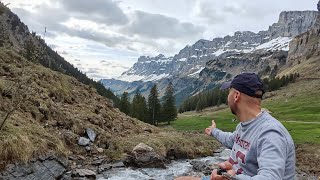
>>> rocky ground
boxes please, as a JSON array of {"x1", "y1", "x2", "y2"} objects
[{"x1": 1, "y1": 145, "x2": 319, "y2": 180}]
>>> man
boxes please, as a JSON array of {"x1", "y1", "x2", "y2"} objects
[{"x1": 176, "y1": 73, "x2": 295, "y2": 180}]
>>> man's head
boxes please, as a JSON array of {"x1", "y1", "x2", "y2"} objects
[{"x1": 221, "y1": 73, "x2": 265, "y2": 115}]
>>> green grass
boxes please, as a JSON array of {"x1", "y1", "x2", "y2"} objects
[
  {"x1": 263, "y1": 92, "x2": 320, "y2": 122},
  {"x1": 172, "y1": 109, "x2": 237, "y2": 132},
  {"x1": 281, "y1": 122, "x2": 320, "y2": 144},
  {"x1": 171, "y1": 81, "x2": 320, "y2": 144}
]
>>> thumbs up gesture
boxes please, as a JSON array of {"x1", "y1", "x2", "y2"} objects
[{"x1": 205, "y1": 120, "x2": 216, "y2": 136}]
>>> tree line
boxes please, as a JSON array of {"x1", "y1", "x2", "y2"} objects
[
  {"x1": 179, "y1": 73, "x2": 300, "y2": 113},
  {"x1": 178, "y1": 88, "x2": 228, "y2": 113},
  {"x1": 262, "y1": 73, "x2": 299, "y2": 92},
  {"x1": 119, "y1": 82, "x2": 177, "y2": 125}
]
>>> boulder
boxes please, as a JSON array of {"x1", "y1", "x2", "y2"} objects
[
  {"x1": 111, "y1": 161, "x2": 125, "y2": 168},
  {"x1": 96, "y1": 147, "x2": 104, "y2": 153},
  {"x1": 78, "y1": 137, "x2": 90, "y2": 146},
  {"x1": 189, "y1": 160, "x2": 215, "y2": 175},
  {"x1": 72, "y1": 169, "x2": 96, "y2": 178},
  {"x1": 86, "y1": 128, "x2": 96, "y2": 142},
  {"x1": 92, "y1": 158, "x2": 105, "y2": 166},
  {"x1": 97, "y1": 164, "x2": 112, "y2": 174},
  {"x1": 124, "y1": 143, "x2": 168, "y2": 168}
]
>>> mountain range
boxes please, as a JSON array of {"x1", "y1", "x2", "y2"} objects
[{"x1": 101, "y1": 10, "x2": 319, "y2": 105}]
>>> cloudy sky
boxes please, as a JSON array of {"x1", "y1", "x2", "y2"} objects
[{"x1": 2, "y1": 0, "x2": 317, "y2": 80}]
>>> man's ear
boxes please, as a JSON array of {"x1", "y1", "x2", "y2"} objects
[{"x1": 234, "y1": 91, "x2": 240, "y2": 102}]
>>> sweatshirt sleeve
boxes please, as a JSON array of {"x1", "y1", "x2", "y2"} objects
[
  {"x1": 211, "y1": 128, "x2": 236, "y2": 149},
  {"x1": 234, "y1": 127, "x2": 287, "y2": 180}
]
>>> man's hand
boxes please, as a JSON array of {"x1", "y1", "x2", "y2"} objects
[
  {"x1": 210, "y1": 161, "x2": 236, "y2": 180},
  {"x1": 205, "y1": 120, "x2": 216, "y2": 136}
]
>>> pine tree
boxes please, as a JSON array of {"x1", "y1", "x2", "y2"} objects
[
  {"x1": 148, "y1": 85, "x2": 161, "y2": 125},
  {"x1": 119, "y1": 92, "x2": 130, "y2": 115},
  {"x1": 161, "y1": 82, "x2": 177, "y2": 124},
  {"x1": 131, "y1": 91, "x2": 148, "y2": 122}
]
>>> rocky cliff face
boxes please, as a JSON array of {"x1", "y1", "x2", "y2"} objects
[
  {"x1": 280, "y1": 12, "x2": 320, "y2": 78},
  {"x1": 287, "y1": 12, "x2": 320, "y2": 65},
  {"x1": 268, "y1": 11, "x2": 318, "y2": 39}
]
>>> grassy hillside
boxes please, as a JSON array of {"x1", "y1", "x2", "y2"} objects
[
  {"x1": 0, "y1": 48, "x2": 220, "y2": 169},
  {"x1": 172, "y1": 78, "x2": 320, "y2": 144}
]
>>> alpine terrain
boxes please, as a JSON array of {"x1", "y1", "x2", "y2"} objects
[{"x1": 101, "y1": 11, "x2": 318, "y2": 105}]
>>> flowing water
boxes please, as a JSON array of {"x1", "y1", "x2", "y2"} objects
[{"x1": 97, "y1": 149, "x2": 231, "y2": 180}]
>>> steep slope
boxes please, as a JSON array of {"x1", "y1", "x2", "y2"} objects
[
  {"x1": 280, "y1": 12, "x2": 320, "y2": 78},
  {"x1": 0, "y1": 48, "x2": 154, "y2": 163},
  {"x1": 0, "y1": 2, "x2": 119, "y2": 105},
  {"x1": 0, "y1": 48, "x2": 219, "y2": 173}
]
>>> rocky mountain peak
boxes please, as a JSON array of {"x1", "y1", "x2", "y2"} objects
[{"x1": 268, "y1": 11, "x2": 318, "y2": 39}]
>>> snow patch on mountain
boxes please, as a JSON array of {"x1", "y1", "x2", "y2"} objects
[
  {"x1": 144, "y1": 73, "x2": 170, "y2": 82},
  {"x1": 188, "y1": 67, "x2": 205, "y2": 77},
  {"x1": 255, "y1": 37, "x2": 292, "y2": 51}
]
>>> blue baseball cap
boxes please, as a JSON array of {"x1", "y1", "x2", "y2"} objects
[{"x1": 220, "y1": 73, "x2": 265, "y2": 99}]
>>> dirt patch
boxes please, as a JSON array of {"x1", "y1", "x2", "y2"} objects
[{"x1": 296, "y1": 143, "x2": 320, "y2": 176}]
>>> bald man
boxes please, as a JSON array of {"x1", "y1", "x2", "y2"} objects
[{"x1": 176, "y1": 73, "x2": 295, "y2": 180}]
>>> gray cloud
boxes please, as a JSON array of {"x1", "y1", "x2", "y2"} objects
[
  {"x1": 123, "y1": 11, "x2": 204, "y2": 39},
  {"x1": 11, "y1": 6, "x2": 68, "y2": 35},
  {"x1": 57, "y1": 0, "x2": 129, "y2": 25},
  {"x1": 66, "y1": 29, "x2": 129, "y2": 48},
  {"x1": 100, "y1": 61, "x2": 130, "y2": 69},
  {"x1": 194, "y1": 1, "x2": 226, "y2": 24},
  {"x1": 223, "y1": 3, "x2": 244, "y2": 15},
  {"x1": 12, "y1": 6, "x2": 129, "y2": 48},
  {"x1": 86, "y1": 67, "x2": 102, "y2": 74},
  {"x1": 11, "y1": 1, "x2": 205, "y2": 56}
]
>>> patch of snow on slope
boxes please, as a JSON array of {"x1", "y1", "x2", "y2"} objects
[
  {"x1": 255, "y1": 37, "x2": 292, "y2": 51},
  {"x1": 178, "y1": 58, "x2": 187, "y2": 62},
  {"x1": 212, "y1": 49, "x2": 227, "y2": 56},
  {"x1": 143, "y1": 73, "x2": 170, "y2": 82},
  {"x1": 188, "y1": 67, "x2": 205, "y2": 77}
]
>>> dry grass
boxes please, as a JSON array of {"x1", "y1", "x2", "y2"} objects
[
  {"x1": 0, "y1": 48, "x2": 168, "y2": 168},
  {"x1": 111, "y1": 132, "x2": 220, "y2": 160},
  {"x1": 0, "y1": 113, "x2": 69, "y2": 169},
  {"x1": 279, "y1": 55, "x2": 320, "y2": 78}
]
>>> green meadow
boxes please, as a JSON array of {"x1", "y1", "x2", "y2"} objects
[{"x1": 171, "y1": 80, "x2": 320, "y2": 144}]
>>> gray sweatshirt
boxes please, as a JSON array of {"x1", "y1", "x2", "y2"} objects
[{"x1": 212, "y1": 111, "x2": 295, "y2": 180}]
